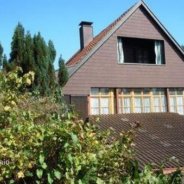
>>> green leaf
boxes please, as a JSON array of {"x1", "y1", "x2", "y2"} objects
[
  {"x1": 71, "y1": 133, "x2": 78, "y2": 143},
  {"x1": 64, "y1": 142, "x2": 69, "y2": 148},
  {"x1": 9, "y1": 180, "x2": 14, "y2": 184},
  {"x1": 39, "y1": 154, "x2": 44, "y2": 164},
  {"x1": 41, "y1": 162, "x2": 47, "y2": 169},
  {"x1": 67, "y1": 154, "x2": 73, "y2": 164},
  {"x1": 47, "y1": 173, "x2": 54, "y2": 184},
  {"x1": 78, "y1": 180, "x2": 83, "y2": 184},
  {"x1": 54, "y1": 169, "x2": 61, "y2": 180},
  {"x1": 96, "y1": 178, "x2": 105, "y2": 184},
  {"x1": 36, "y1": 169, "x2": 43, "y2": 179}
]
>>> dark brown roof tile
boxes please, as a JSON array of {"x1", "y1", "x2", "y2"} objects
[{"x1": 90, "y1": 113, "x2": 184, "y2": 169}]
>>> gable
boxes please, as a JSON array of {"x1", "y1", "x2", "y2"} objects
[
  {"x1": 64, "y1": 2, "x2": 184, "y2": 95},
  {"x1": 66, "y1": 1, "x2": 184, "y2": 77}
]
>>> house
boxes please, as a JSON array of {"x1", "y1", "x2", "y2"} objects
[{"x1": 63, "y1": 1, "x2": 184, "y2": 119}]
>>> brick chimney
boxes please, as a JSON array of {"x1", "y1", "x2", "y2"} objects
[{"x1": 79, "y1": 21, "x2": 93, "y2": 50}]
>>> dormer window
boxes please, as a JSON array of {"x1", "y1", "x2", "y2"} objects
[{"x1": 117, "y1": 37, "x2": 165, "y2": 65}]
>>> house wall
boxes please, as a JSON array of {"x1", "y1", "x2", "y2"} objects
[
  {"x1": 64, "y1": 95, "x2": 88, "y2": 120},
  {"x1": 63, "y1": 6, "x2": 184, "y2": 96}
]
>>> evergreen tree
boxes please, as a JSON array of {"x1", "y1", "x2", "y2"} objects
[
  {"x1": 0, "y1": 44, "x2": 10, "y2": 72},
  {"x1": 23, "y1": 32, "x2": 35, "y2": 73},
  {"x1": 33, "y1": 32, "x2": 49, "y2": 94},
  {"x1": 8, "y1": 23, "x2": 58, "y2": 95},
  {"x1": 47, "y1": 40, "x2": 56, "y2": 90},
  {"x1": 9, "y1": 23, "x2": 25, "y2": 67},
  {"x1": 48, "y1": 40, "x2": 56, "y2": 61},
  {"x1": 58, "y1": 56, "x2": 68, "y2": 87},
  {"x1": 2, "y1": 54, "x2": 9, "y2": 72},
  {"x1": 0, "y1": 43, "x2": 3, "y2": 69}
]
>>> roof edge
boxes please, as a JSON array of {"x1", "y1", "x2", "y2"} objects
[{"x1": 141, "y1": 1, "x2": 184, "y2": 56}]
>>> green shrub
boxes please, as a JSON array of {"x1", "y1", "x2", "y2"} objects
[{"x1": 0, "y1": 68, "x2": 182, "y2": 183}]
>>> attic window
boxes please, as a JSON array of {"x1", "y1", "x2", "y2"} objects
[{"x1": 117, "y1": 37, "x2": 165, "y2": 65}]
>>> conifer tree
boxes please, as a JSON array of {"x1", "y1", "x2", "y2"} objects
[
  {"x1": 8, "y1": 23, "x2": 58, "y2": 95},
  {"x1": 2, "y1": 54, "x2": 8, "y2": 72},
  {"x1": 33, "y1": 32, "x2": 49, "y2": 94},
  {"x1": 58, "y1": 56, "x2": 68, "y2": 88},
  {"x1": 0, "y1": 44, "x2": 9, "y2": 72},
  {"x1": 47, "y1": 40, "x2": 56, "y2": 90},
  {"x1": 0, "y1": 43, "x2": 3, "y2": 69},
  {"x1": 23, "y1": 32, "x2": 35, "y2": 73},
  {"x1": 9, "y1": 23, "x2": 25, "y2": 67}
]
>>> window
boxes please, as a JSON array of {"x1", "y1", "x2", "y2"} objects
[
  {"x1": 118, "y1": 88, "x2": 167, "y2": 114},
  {"x1": 169, "y1": 88, "x2": 184, "y2": 114},
  {"x1": 117, "y1": 37, "x2": 165, "y2": 64},
  {"x1": 90, "y1": 88, "x2": 114, "y2": 115},
  {"x1": 118, "y1": 89, "x2": 132, "y2": 113},
  {"x1": 152, "y1": 88, "x2": 167, "y2": 112},
  {"x1": 134, "y1": 97, "x2": 142, "y2": 113}
]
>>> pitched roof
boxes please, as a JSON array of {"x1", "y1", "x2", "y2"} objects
[
  {"x1": 90, "y1": 113, "x2": 184, "y2": 170},
  {"x1": 66, "y1": 4, "x2": 135, "y2": 67},
  {"x1": 66, "y1": 1, "x2": 184, "y2": 77}
]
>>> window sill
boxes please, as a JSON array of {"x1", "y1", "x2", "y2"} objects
[{"x1": 117, "y1": 63, "x2": 166, "y2": 66}]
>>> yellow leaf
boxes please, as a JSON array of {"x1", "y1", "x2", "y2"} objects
[
  {"x1": 4, "y1": 106, "x2": 11, "y2": 112},
  {"x1": 11, "y1": 101, "x2": 16, "y2": 106},
  {"x1": 26, "y1": 78, "x2": 31, "y2": 85},
  {"x1": 17, "y1": 171, "x2": 24, "y2": 178}
]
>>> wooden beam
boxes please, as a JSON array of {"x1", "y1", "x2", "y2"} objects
[{"x1": 166, "y1": 88, "x2": 170, "y2": 112}]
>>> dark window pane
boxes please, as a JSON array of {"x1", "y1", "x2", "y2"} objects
[
  {"x1": 122, "y1": 88, "x2": 132, "y2": 95},
  {"x1": 169, "y1": 89, "x2": 176, "y2": 95},
  {"x1": 118, "y1": 37, "x2": 165, "y2": 64},
  {"x1": 91, "y1": 88, "x2": 99, "y2": 95},
  {"x1": 177, "y1": 88, "x2": 184, "y2": 95},
  {"x1": 143, "y1": 88, "x2": 151, "y2": 94},
  {"x1": 134, "y1": 88, "x2": 142, "y2": 95},
  {"x1": 100, "y1": 88, "x2": 110, "y2": 95},
  {"x1": 152, "y1": 88, "x2": 160, "y2": 95}
]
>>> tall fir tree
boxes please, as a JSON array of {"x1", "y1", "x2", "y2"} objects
[
  {"x1": 23, "y1": 31, "x2": 35, "y2": 74},
  {"x1": 33, "y1": 32, "x2": 49, "y2": 94},
  {"x1": 2, "y1": 54, "x2": 8, "y2": 72},
  {"x1": 0, "y1": 44, "x2": 9, "y2": 72},
  {"x1": 58, "y1": 56, "x2": 68, "y2": 88},
  {"x1": 47, "y1": 40, "x2": 56, "y2": 90},
  {"x1": 0, "y1": 43, "x2": 3, "y2": 69},
  {"x1": 9, "y1": 23, "x2": 25, "y2": 67}
]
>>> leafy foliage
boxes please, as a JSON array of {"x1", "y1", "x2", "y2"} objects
[{"x1": 0, "y1": 69, "x2": 182, "y2": 183}]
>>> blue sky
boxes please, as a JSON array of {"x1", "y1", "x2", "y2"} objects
[{"x1": 0, "y1": 0, "x2": 184, "y2": 69}]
